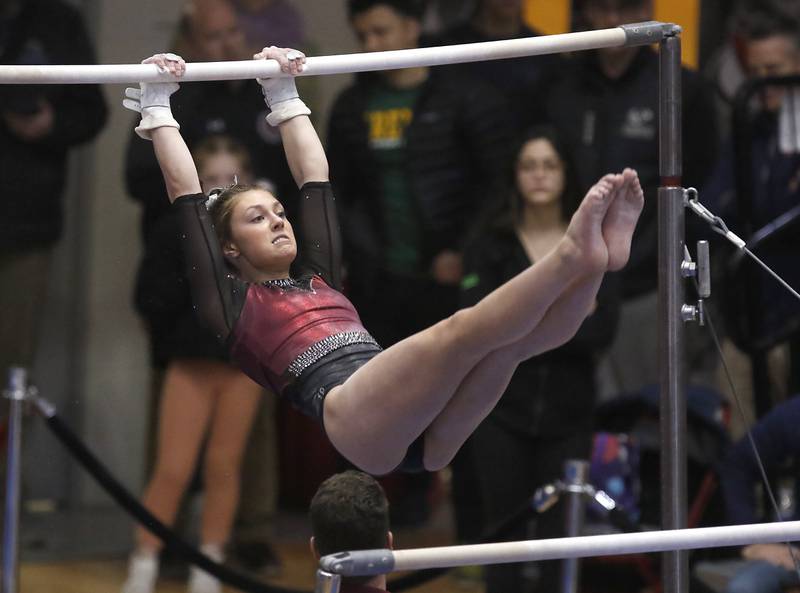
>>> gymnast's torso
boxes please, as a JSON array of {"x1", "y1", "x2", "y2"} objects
[
  {"x1": 172, "y1": 181, "x2": 381, "y2": 417},
  {"x1": 229, "y1": 275, "x2": 377, "y2": 394}
]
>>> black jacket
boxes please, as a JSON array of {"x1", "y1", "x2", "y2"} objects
[
  {"x1": 543, "y1": 48, "x2": 719, "y2": 298},
  {"x1": 460, "y1": 226, "x2": 619, "y2": 437},
  {"x1": 0, "y1": 0, "x2": 107, "y2": 249},
  {"x1": 429, "y1": 22, "x2": 562, "y2": 127},
  {"x1": 327, "y1": 70, "x2": 513, "y2": 287}
]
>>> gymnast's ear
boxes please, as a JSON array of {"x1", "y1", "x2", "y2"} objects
[
  {"x1": 386, "y1": 531, "x2": 394, "y2": 550},
  {"x1": 223, "y1": 241, "x2": 240, "y2": 260},
  {"x1": 310, "y1": 536, "x2": 320, "y2": 560}
]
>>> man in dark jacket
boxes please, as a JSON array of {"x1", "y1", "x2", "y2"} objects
[
  {"x1": 544, "y1": 0, "x2": 719, "y2": 397},
  {"x1": 328, "y1": 0, "x2": 513, "y2": 348},
  {"x1": 328, "y1": 0, "x2": 512, "y2": 531},
  {"x1": 0, "y1": 0, "x2": 107, "y2": 375},
  {"x1": 430, "y1": 0, "x2": 562, "y2": 127}
]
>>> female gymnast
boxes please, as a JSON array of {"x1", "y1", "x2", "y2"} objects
[{"x1": 123, "y1": 47, "x2": 644, "y2": 477}]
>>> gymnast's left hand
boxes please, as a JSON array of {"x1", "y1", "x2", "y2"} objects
[
  {"x1": 142, "y1": 53, "x2": 186, "y2": 77},
  {"x1": 254, "y1": 46, "x2": 310, "y2": 127},
  {"x1": 254, "y1": 46, "x2": 305, "y2": 76}
]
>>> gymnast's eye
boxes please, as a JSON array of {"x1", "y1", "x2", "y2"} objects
[{"x1": 251, "y1": 215, "x2": 265, "y2": 223}]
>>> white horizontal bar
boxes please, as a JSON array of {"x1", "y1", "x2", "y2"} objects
[
  {"x1": 0, "y1": 27, "x2": 629, "y2": 84},
  {"x1": 320, "y1": 521, "x2": 800, "y2": 576},
  {"x1": 394, "y1": 522, "x2": 800, "y2": 571}
]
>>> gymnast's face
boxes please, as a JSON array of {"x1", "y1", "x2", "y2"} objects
[
  {"x1": 224, "y1": 189, "x2": 297, "y2": 281},
  {"x1": 515, "y1": 138, "x2": 566, "y2": 209}
]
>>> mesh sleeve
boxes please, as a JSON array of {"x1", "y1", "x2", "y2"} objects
[
  {"x1": 293, "y1": 182, "x2": 343, "y2": 291},
  {"x1": 173, "y1": 194, "x2": 248, "y2": 343}
]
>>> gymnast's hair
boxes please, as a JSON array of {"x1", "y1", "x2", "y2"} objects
[
  {"x1": 204, "y1": 184, "x2": 264, "y2": 250},
  {"x1": 310, "y1": 470, "x2": 390, "y2": 584}
]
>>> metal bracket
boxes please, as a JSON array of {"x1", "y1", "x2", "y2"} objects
[
  {"x1": 681, "y1": 241, "x2": 711, "y2": 326},
  {"x1": 2, "y1": 368, "x2": 37, "y2": 404},
  {"x1": 533, "y1": 480, "x2": 619, "y2": 514},
  {"x1": 696, "y1": 240, "x2": 711, "y2": 298},
  {"x1": 621, "y1": 21, "x2": 682, "y2": 46}
]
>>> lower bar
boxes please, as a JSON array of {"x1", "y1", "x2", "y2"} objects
[{"x1": 320, "y1": 521, "x2": 800, "y2": 577}]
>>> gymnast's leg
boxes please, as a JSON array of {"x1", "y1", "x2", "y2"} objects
[
  {"x1": 421, "y1": 169, "x2": 643, "y2": 468},
  {"x1": 324, "y1": 172, "x2": 640, "y2": 474}
]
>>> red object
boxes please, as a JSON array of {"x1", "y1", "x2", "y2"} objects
[{"x1": 231, "y1": 276, "x2": 369, "y2": 395}]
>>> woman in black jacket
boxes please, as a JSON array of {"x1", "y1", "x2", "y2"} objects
[{"x1": 460, "y1": 126, "x2": 621, "y2": 593}]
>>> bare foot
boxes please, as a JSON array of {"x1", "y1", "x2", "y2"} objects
[
  {"x1": 561, "y1": 174, "x2": 621, "y2": 273},
  {"x1": 603, "y1": 168, "x2": 644, "y2": 271}
]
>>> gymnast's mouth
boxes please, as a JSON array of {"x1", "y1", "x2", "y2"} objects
[{"x1": 272, "y1": 235, "x2": 290, "y2": 244}]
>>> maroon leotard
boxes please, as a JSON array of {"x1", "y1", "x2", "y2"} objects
[
  {"x1": 173, "y1": 182, "x2": 379, "y2": 399},
  {"x1": 230, "y1": 275, "x2": 374, "y2": 394}
]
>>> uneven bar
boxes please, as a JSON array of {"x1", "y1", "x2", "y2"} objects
[
  {"x1": 0, "y1": 26, "x2": 639, "y2": 84},
  {"x1": 320, "y1": 521, "x2": 800, "y2": 577}
]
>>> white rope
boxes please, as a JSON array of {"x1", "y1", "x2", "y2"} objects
[
  {"x1": 321, "y1": 521, "x2": 800, "y2": 576},
  {"x1": 0, "y1": 28, "x2": 628, "y2": 84}
]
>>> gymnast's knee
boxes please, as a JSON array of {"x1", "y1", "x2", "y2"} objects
[
  {"x1": 393, "y1": 434, "x2": 435, "y2": 473},
  {"x1": 435, "y1": 307, "x2": 482, "y2": 357},
  {"x1": 420, "y1": 433, "x2": 456, "y2": 472}
]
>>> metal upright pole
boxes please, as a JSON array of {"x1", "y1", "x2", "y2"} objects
[
  {"x1": 658, "y1": 32, "x2": 688, "y2": 593},
  {"x1": 314, "y1": 570, "x2": 342, "y2": 593},
  {"x1": 561, "y1": 460, "x2": 589, "y2": 593},
  {"x1": 2, "y1": 367, "x2": 28, "y2": 593}
]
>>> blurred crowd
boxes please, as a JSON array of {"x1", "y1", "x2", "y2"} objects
[{"x1": 4, "y1": 1, "x2": 800, "y2": 593}]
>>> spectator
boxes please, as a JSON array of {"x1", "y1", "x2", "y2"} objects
[
  {"x1": 702, "y1": 5, "x2": 800, "y2": 227},
  {"x1": 230, "y1": 0, "x2": 308, "y2": 54},
  {"x1": 544, "y1": 0, "x2": 719, "y2": 398},
  {"x1": 431, "y1": 0, "x2": 562, "y2": 126},
  {"x1": 122, "y1": 135, "x2": 265, "y2": 593},
  {"x1": 704, "y1": 0, "x2": 800, "y2": 139},
  {"x1": 460, "y1": 126, "x2": 619, "y2": 593},
  {"x1": 125, "y1": 0, "x2": 284, "y2": 576},
  {"x1": 718, "y1": 396, "x2": 800, "y2": 593},
  {"x1": 327, "y1": 0, "x2": 512, "y2": 529},
  {"x1": 0, "y1": 0, "x2": 107, "y2": 378},
  {"x1": 701, "y1": 6, "x2": 800, "y2": 400},
  {"x1": 420, "y1": 0, "x2": 474, "y2": 34},
  {"x1": 309, "y1": 471, "x2": 393, "y2": 593},
  {"x1": 228, "y1": 0, "x2": 321, "y2": 133},
  {"x1": 127, "y1": 0, "x2": 295, "y2": 236}
]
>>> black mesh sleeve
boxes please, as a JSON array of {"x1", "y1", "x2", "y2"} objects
[
  {"x1": 293, "y1": 182, "x2": 343, "y2": 291},
  {"x1": 173, "y1": 194, "x2": 248, "y2": 344}
]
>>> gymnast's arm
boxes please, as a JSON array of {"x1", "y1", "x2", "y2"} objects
[
  {"x1": 256, "y1": 46, "x2": 343, "y2": 291},
  {"x1": 124, "y1": 54, "x2": 244, "y2": 343},
  {"x1": 151, "y1": 126, "x2": 244, "y2": 344}
]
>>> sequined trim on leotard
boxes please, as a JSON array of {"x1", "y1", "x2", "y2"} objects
[{"x1": 285, "y1": 331, "x2": 381, "y2": 378}]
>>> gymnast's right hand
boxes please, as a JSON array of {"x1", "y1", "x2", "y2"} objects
[{"x1": 122, "y1": 53, "x2": 185, "y2": 140}]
